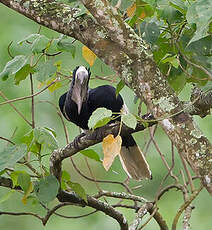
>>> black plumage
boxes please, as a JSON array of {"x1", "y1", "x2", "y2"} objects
[
  {"x1": 59, "y1": 66, "x2": 152, "y2": 180},
  {"x1": 59, "y1": 85, "x2": 123, "y2": 129}
]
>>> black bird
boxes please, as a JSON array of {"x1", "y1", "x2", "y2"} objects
[{"x1": 59, "y1": 66, "x2": 151, "y2": 180}]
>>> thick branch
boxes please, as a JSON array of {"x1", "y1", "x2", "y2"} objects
[
  {"x1": 0, "y1": 176, "x2": 21, "y2": 190},
  {"x1": 57, "y1": 190, "x2": 128, "y2": 230},
  {"x1": 129, "y1": 203, "x2": 168, "y2": 230},
  {"x1": 1, "y1": 0, "x2": 212, "y2": 195},
  {"x1": 0, "y1": 176, "x2": 128, "y2": 229},
  {"x1": 188, "y1": 88, "x2": 212, "y2": 118},
  {"x1": 50, "y1": 114, "x2": 155, "y2": 181}
]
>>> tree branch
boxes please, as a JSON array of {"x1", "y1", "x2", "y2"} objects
[
  {"x1": 0, "y1": 176, "x2": 128, "y2": 229},
  {"x1": 1, "y1": 0, "x2": 212, "y2": 196},
  {"x1": 56, "y1": 190, "x2": 128, "y2": 230},
  {"x1": 0, "y1": 176, "x2": 21, "y2": 190},
  {"x1": 50, "y1": 113, "x2": 155, "y2": 181}
]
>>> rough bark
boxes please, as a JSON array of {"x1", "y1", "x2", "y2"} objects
[{"x1": 0, "y1": 0, "x2": 212, "y2": 195}]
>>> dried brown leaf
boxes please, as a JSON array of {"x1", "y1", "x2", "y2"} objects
[{"x1": 102, "y1": 134, "x2": 122, "y2": 171}]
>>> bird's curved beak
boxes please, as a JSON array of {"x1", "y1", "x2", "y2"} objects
[{"x1": 72, "y1": 70, "x2": 89, "y2": 114}]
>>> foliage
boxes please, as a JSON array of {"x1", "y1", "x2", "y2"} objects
[
  {"x1": 0, "y1": 0, "x2": 211, "y2": 229},
  {"x1": 34, "y1": 175, "x2": 59, "y2": 203}
]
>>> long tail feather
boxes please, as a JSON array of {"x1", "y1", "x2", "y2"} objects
[{"x1": 119, "y1": 145, "x2": 152, "y2": 180}]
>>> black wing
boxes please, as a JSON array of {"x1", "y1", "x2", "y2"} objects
[{"x1": 88, "y1": 85, "x2": 123, "y2": 114}]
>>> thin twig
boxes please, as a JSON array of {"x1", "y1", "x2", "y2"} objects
[
  {"x1": 171, "y1": 142, "x2": 179, "y2": 183},
  {"x1": 22, "y1": 160, "x2": 41, "y2": 177},
  {"x1": 42, "y1": 202, "x2": 96, "y2": 225},
  {"x1": 0, "y1": 78, "x2": 59, "y2": 106},
  {"x1": 0, "y1": 211, "x2": 43, "y2": 222},
  {"x1": 0, "y1": 136, "x2": 15, "y2": 145},
  {"x1": 0, "y1": 91, "x2": 32, "y2": 126},
  {"x1": 84, "y1": 156, "x2": 107, "y2": 202},
  {"x1": 143, "y1": 125, "x2": 157, "y2": 156},
  {"x1": 172, "y1": 186, "x2": 203, "y2": 230},
  {"x1": 112, "y1": 204, "x2": 137, "y2": 210},
  {"x1": 179, "y1": 153, "x2": 195, "y2": 193},
  {"x1": 36, "y1": 100, "x2": 70, "y2": 143},
  {"x1": 157, "y1": 184, "x2": 186, "y2": 201},
  {"x1": 138, "y1": 206, "x2": 158, "y2": 230},
  {"x1": 94, "y1": 191, "x2": 147, "y2": 203},
  {"x1": 176, "y1": 43, "x2": 212, "y2": 80},
  {"x1": 180, "y1": 170, "x2": 189, "y2": 194},
  {"x1": 30, "y1": 73, "x2": 35, "y2": 128},
  {"x1": 70, "y1": 157, "x2": 132, "y2": 193},
  {"x1": 149, "y1": 129, "x2": 178, "y2": 181}
]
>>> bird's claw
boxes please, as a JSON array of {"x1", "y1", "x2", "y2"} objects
[{"x1": 73, "y1": 133, "x2": 86, "y2": 149}]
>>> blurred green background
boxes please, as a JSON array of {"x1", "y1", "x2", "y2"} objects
[{"x1": 0, "y1": 4, "x2": 212, "y2": 230}]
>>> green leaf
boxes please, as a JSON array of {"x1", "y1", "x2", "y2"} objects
[
  {"x1": 143, "y1": 0, "x2": 157, "y2": 8},
  {"x1": 33, "y1": 127, "x2": 58, "y2": 151},
  {"x1": 0, "y1": 144, "x2": 27, "y2": 171},
  {"x1": 66, "y1": 181, "x2": 87, "y2": 203},
  {"x1": 31, "y1": 35, "x2": 50, "y2": 54},
  {"x1": 0, "y1": 55, "x2": 28, "y2": 81},
  {"x1": 187, "y1": 67, "x2": 209, "y2": 86},
  {"x1": 186, "y1": 0, "x2": 212, "y2": 44},
  {"x1": 93, "y1": 117, "x2": 112, "y2": 130},
  {"x1": 168, "y1": 73, "x2": 186, "y2": 94},
  {"x1": 35, "y1": 60, "x2": 57, "y2": 82},
  {"x1": 121, "y1": 113, "x2": 137, "y2": 129},
  {"x1": 57, "y1": 40, "x2": 76, "y2": 58},
  {"x1": 116, "y1": 80, "x2": 125, "y2": 97},
  {"x1": 34, "y1": 175, "x2": 59, "y2": 203},
  {"x1": 88, "y1": 108, "x2": 112, "y2": 130},
  {"x1": 187, "y1": 36, "x2": 212, "y2": 57},
  {"x1": 161, "y1": 54, "x2": 180, "y2": 68},
  {"x1": 44, "y1": 127, "x2": 57, "y2": 138},
  {"x1": 140, "y1": 21, "x2": 160, "y2": 44},
  {"x1": 0, "y1": 190, "x2": 15, "y2": 204},
  {"x1": 17, "y1": 172, "x2": 31, "y2": 193},
  {"x1": 169, "y1": 0, "x2": 187, "y2": 15},
  {"x1": 10, "y1": 170, "x2": 33, "y2": 202},
  {"x1": 188, "y1": 21, "x2": 211, "y2": 45},
  {"x1": 22, "y1": 130, "x2": 41, "y2": 154},
  {"x1": 18, "y1": 34, "x2": 41, "y2": 45},
  {"x1": 15, "y1": 64, "x2": 35, "y2": 85},
  {"x1": 157, "y1": 0, "x2": 183, "y2": 24},
  {"x1": 61, "y1": 170, "x2": 71, "y2": 190},
  {"x1": 128, "y1": 14, "x2": 139, "y2": 27},
  {"x1": 0, "y1": 169, "x2": 6, "y2": 176},
  {"x1": 62, "y1": 170, "x2": 71, "y2": 181},
  {"x1": 120, "y1": 0, "x2": 134, "y2": 11},
  {"x1": 200, "y1": 81, "x2": 212, "y2": 92},
  {"x1": 80, "y1": 149, "x2": 101, "y2": 162},
  {"x1": 10, "y1": 171, "x2": 20, "y2": 187}
]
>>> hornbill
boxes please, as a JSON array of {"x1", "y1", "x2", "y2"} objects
[{"x1": 59, "y1": 66, "x2": 152, "y2": 180}]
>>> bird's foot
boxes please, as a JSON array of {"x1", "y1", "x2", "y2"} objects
[
  {"x1": 73, "y1": 133, "x2": 86, "y2": 149},
  {"x1": 90, "y1": 128, "x2": 104, "y2": 141}
]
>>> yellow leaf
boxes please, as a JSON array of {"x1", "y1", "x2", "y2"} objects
[
  {"x1": 47, "y1": 78, "x2": 62, "y2": 92},
  {"x1": 22, "y1": 182, "x2": 33, "y2": 205},
  {"x1": 102, "y1": 134, "x2": 122, "y2": 171},
  {"x1": 82, "y1": 46, "x2": 96, "y2": 66},
  {"x1": 127, "y1": 3, "x2": 136, "y2": 17},
  {"x1": 127, "y1": 3, "x2": 146, "y2": 19}
]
